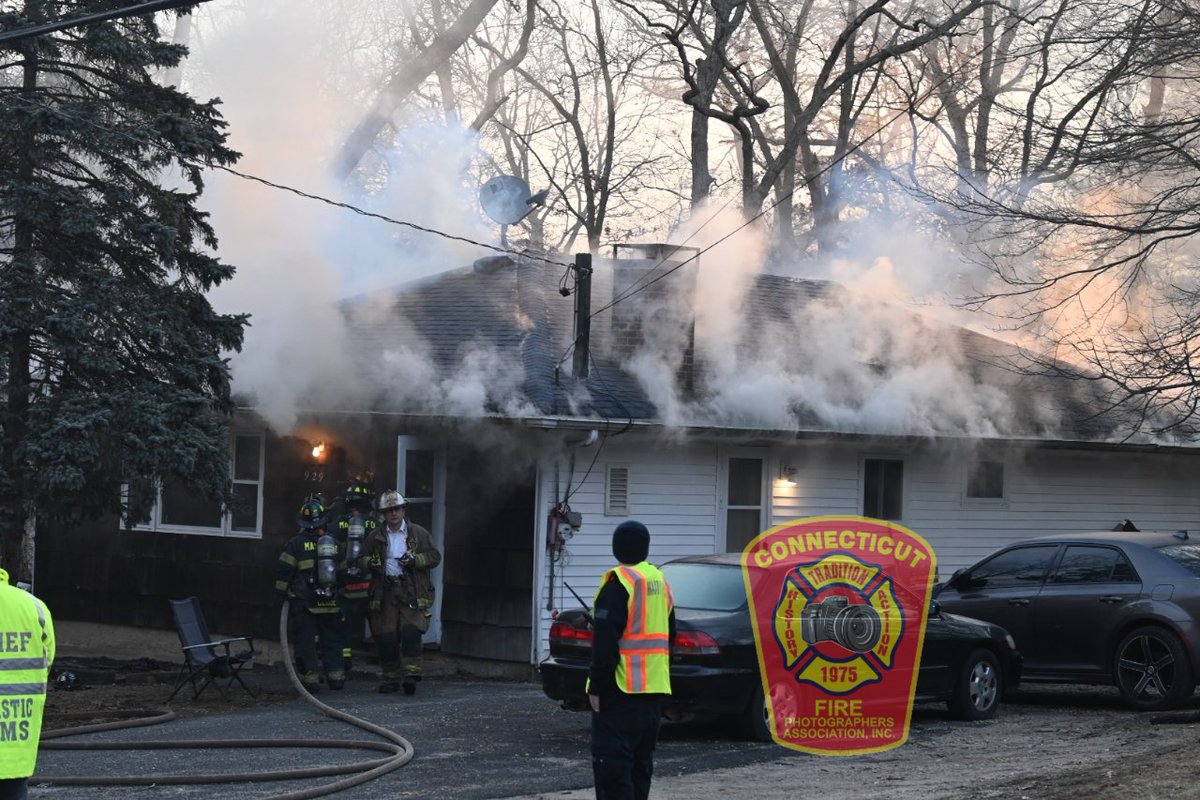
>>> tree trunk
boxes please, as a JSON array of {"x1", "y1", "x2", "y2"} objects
[
  {"x1": 19, "y1": 511, "x2": 34, "y2": 589},
  {"x1": 335, "y1": 0, "x2": 501, "y2": 178},
  {"x1": 2, "y1": 16, "x2": 39, "y2": 565}
]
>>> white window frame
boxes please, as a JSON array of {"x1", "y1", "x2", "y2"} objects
[
  {"x1": 131, "y1": 432, "x2": 265, "y2": 539},
  {"x1": 718, "y1": 447, "x2": 767, "y2": 553},
  {"x1": 862, "y1": 456, "x2": 905, "y2": 521},
  {"x1": 963, "y1": 458, "x2": 1008, "y2": 506}
]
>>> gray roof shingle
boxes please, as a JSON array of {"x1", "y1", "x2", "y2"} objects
[{"x1": 339, "y1": 257, "x2": 1175, "y2": 443}]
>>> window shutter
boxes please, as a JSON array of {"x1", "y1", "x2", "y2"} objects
[{"x1": 606, "y1": 465, "x2": 630, "y2": 515}]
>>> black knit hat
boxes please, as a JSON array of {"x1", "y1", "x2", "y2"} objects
[{"x1": 612, "y1": 520, "x2": 650, "y2": 565}]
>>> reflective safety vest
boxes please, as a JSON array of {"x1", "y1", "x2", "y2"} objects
[
  {"x1": 596, "y1": 562, "x2": 673, "y2": 695},
  {"x1": 0, "y1": 569, "x2": 54, "y2": 778}
]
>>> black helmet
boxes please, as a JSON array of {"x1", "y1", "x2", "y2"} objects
[
  {"x1": 297, "y1": 498, "x2": 327, "y2": 529},
  {"x1": 344, "y1": 478, "x2": 375, "y2": 510},
  {"x1": 56, "y1": 671, "x2": 79, "y2": 691}
]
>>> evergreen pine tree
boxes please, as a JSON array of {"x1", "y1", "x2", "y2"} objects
[{"x1": 0, "y1": 1, "x2": 246, "y2": 580}]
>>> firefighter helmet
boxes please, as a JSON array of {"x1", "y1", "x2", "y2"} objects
[
  {"x1": 377, "y1": 490, "x2": 407, "y2": 511},
  {"x1": 297, "y1": 498, "x2": 327, "y2": 529},
  {"x1": 344, "y1": 478, "x2": 375, "y2": 510}
]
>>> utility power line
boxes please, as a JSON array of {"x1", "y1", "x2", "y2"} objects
[{"x1": 0, "y1": 0, "x2": 215, "y2": 44}]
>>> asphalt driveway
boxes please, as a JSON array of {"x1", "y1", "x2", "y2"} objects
[
  {"x1": 33, "y1": 676, "x2": 778, "y2": 799},
  {"x1": 33, "y1": 677, "x2": 1200, "y2": 800}
]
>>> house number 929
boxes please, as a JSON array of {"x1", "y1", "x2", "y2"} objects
[{"x1": 304, "y1": 470, "x2": 325, "y2": 482}]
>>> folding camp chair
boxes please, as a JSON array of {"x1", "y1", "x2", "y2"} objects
[{"x1": 166, "y1": 596, "x2": 260, "y2": 702}]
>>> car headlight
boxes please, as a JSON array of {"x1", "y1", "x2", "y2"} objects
[{"x1": 1005, "y1": 634, "x2": 1016, "y2": 650}]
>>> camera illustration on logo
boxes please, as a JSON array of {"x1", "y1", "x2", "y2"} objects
[{"x1": 799, "y1": 595, "x2": 883, "y2": 653}]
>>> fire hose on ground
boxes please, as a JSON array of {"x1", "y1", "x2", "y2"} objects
[{"x1": 34, "y1": 603, "x2": 415, "y2": 798}]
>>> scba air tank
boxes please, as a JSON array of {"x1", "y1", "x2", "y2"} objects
[{"x1": 316, "y1": 533, "x2": 338, "y2": 590}]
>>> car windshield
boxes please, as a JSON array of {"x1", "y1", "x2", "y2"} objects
[
  {"x1": 1156, "y1": 543, "x2": 1200, "y2": 577},
  {"x1": 661, "y1": 562, "x2": 747, "y2": 611}
]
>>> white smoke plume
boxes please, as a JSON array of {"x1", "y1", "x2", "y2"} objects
[
  {"x1": 607, "y1": 204, "x2": 1038, "y2": 436},
  {"x1": 182, "y1": 1, "x2": 495, "y2": 432}
]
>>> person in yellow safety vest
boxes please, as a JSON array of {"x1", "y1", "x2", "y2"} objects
[
  {"x1": 0, "y1": 568, "x2": 54, "y2": 800},
  {"x1": 586, "y1": 520, "x2": 675, "y2": 800}
]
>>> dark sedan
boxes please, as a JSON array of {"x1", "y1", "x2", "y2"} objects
[
  {"x1": 934, "y1": 529, "x2": 1200, "y2": 711},
  {"x1": 541, "y1": 553, "x2": 1022, "y2": 741}
]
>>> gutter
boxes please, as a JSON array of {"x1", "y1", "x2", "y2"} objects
[{"x1": 235, "y1": 404, "x2": 1200, "y2": 453}]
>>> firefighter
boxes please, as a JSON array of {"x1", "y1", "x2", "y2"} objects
[
  {"x1": 332, "y1": 476, "x2": 377, "y2": 674},
  {"x1": 587, "y1": 520, "x2": 675, "y2": 800},
  {"x1": 0, "y1": 567, "x2": 54, "y2": 800},
  {"x1": 275, "y1": 498, "x2": 347, "y2": 693},
  {"x1": 361, "y1": 490, "x2": 441, "y2": 695}
]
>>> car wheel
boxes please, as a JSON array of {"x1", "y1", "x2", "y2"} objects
[
  {"x1": 1115, "y1": 626, "x2": 1194, "y2": 711},
  {"x1": 948, "y1": 648, "x2": 1001, "y2": 721},
  {"x1": 739, "y1": 682, "x2": 773, "y2": 742}
]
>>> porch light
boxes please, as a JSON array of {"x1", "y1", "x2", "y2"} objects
[
  {"x1": 312, "y1": 441, "x2": 326, "y2": 462},
  {"x1": 779, "y1": 464, "x2": 797, "y2": 486}
]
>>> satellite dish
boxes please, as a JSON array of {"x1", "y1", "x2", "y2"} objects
[{"x1": 480, "y1": 175, "x2": 533, "y2": 225}]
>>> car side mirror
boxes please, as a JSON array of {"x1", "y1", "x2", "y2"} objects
[
  {"x1": 928, "y1": 599, "x2": 942, "y2": 617},
  {"x1": 946, "y1": 567, "x2": 969, "y2": 589}
]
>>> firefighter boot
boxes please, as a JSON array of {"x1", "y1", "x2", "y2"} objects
[
  {"x1": 376, "y1": 631, "x2": 402, "y2": 694},
  {"x1": 401, "y1": 625, "x2": 423, "y2": 695},
  {"x1": 299, "y1": 671, "x2": 321, "y2": 694}
]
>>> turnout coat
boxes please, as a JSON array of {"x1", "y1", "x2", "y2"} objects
[{"x1": 359, "y1": 522, "x2": 441, "y2": 615}]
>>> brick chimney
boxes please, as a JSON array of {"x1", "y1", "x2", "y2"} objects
[{"x1": 608, "y1": 243, "x2": 700, "y2": 394}]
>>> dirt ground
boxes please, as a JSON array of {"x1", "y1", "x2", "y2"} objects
[
  {"x1": 40, "y1": 662, "x2": 1200, "y2": 800},
  {"x1": 43, "y1": 657, "x2": 296, "y2": 729}
]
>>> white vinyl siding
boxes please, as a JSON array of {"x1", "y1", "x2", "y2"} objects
[
  {"x1": 535, "y1": 442, "x2": 719, "y2": 660},
  {"x1": 532, "y1": 434, "x2": 1200, "y2": 663}
]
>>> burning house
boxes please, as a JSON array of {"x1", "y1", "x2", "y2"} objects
[{"x1": 35, "y1": 245, "x2": 1200, "y2": 670}]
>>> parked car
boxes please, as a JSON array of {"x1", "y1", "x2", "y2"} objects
[
  {"x1": 540, "y1": 553, "x2": 1022, "y2": 741},
  {"x1": 933, "y1": 529, "x2": 1200, "y2": 711}
]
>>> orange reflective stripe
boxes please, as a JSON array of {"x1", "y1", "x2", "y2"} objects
[
  {"x1": 619, "y1": 566, "x2": 647, "y2": 635},
  {"x1": 625, "y1": 653, "x2": 647, "y2": 692}
]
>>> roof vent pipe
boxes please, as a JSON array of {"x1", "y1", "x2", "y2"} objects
[{"x1": 571, "y1": 252, "x2": 592, "y2": 378}]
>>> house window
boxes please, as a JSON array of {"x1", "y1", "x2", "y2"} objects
[
  {"x1": 726, "y1": 457, "x2": 763, "y2": 553},
  {"x1": 606, "y1": 465, "x2": 630, "y2": 516},
  {"x1": 863, "y1": 458, "x2": 903, "y2": 520},
  {"x1": 134, "y1": 433, "x2": 265, "y2": 538},
  {"x1": 967, "y1": 460, "x2": 1005, "y2": 499}
]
